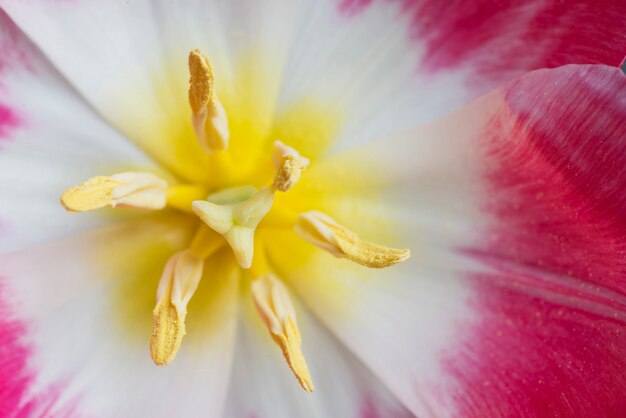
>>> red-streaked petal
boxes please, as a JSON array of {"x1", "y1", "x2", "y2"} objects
[
  {"x1": 6, "y1": 1, "x2": 624, "y2": 161},
  {"x1": 0, "y1": 279, "x2": 80, "y2": 417},
  {"x1": 339, "y1": 0, "x2": 626, "y2": 88},
  {"x1": 448, "y1": 64, "x2": 626, "y2": 417},
  {"x1": 281, "y1": 0, "x2": 626, "y2": 153},
  {"x1": 471, "y1": 64, "x2": 626, "y2": 295},
  {"x1": 277, "y1": 64, "x2": 626, "y2": 417}
]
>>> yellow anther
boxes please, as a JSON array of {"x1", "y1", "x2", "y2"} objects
[
  {"x1": 192, "y1": 187, "x2": 274, "y2": 269},
  {"x1": 295, "y1": 211, "x2": 411, "y2": 268},
  {"x1": 151, "y1": 249, "x2": 204, "y2": 366},
  {"x1": 251, "y1": 274, "x2": 314, "y2": 393},
  {"x1": 272, "y1": 140, "x2": 309, "y2": 192},
  {"x1": 188, "y1": 49, "x2": 229, "y2": 153},
  {"x1": 61, "y1": 172, "x2": 167, "y2": 212}
]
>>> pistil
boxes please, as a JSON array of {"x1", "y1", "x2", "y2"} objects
[
  {"x1": 192, "y1": 187, "x2": 274, "y2": 269},
  {"x1": 59, "y1": 47, "x2": 411, "y2": 394},
  {"x1": 193, "y1": 142, "x2": 310, "y2": 269}
]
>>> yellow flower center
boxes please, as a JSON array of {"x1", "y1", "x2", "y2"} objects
[{"x1": 60, "y1": 49, "x2": 410, "y2": 393}]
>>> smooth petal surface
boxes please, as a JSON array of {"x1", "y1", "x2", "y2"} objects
[
  {"x1": 223, "y1": 289, "x2": 413, "y2": 418},
  {"x1": 0, "y1": 215, "x2": 239, "y2": 417},
  {"x1": 271, "y1": 65, "x2": 626, "y2": 417},
  {"x1": 0, "y1": 11, "x2": 155, "y2": 252}
]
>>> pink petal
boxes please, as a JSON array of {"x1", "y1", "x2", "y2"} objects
[
  {"x1": 446, "y1": 64, "x2": 626, "y2": 417},
  {"x1": 475, "y1": 64, "x2": 626, "y2": 300},
  {"x1": 0, "y1": 103, "x2": 19, "y2": 140},
  {"x1": 0, "y1": 279, "x2": 79, "y2": 417},
  {"x1": 340, "y1": 0, "x2": 626, "y2": 93},
  {"x1": 445, "y1": 274, "x2": 626, "y2": 417},
  {"x1": 0, "y1": 9, "x2": 25, "y2": 142}
]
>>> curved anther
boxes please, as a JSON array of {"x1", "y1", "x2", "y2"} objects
[
  {"x1": 189, "y1": 49, "x2": 230, "y2": 153},
  {"x1": 61, "y1": 172, "x2": 167, "y2": 212},
  {"x1": 251, "y1": 274, "x2": 314, "y2": 393},
  {"x1": 295, "y1": 211, "x2": 411, "y2": 268}
]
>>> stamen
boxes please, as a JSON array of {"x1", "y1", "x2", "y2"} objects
[
  {"x1": 295, "y1": 211, "x2": 411, "y2": 268},
  {"x1": 192, "y1": 187, "x2": 274, "y2": 269},
  {"x1": 251, "y1": 274, "x2": 314, "y2": 393},
  {"x1": 272, "y1": 140, "x2": 309, "y2": 192},
  {"x1": 151, "y1": 249, "x2": 204, "y2": 366},
  {"x1": 189, "y1": 49, "x2": 229, "y2": 153},
  {"x1": 61, "y1": 172, "x2": 167, "y2": 212}
]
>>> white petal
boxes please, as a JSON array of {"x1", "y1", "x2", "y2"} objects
[
  {"x1": 275, "y1": 1, "x2": 465, "y2": 154},
  {"x1": 223, "y1": 291, "x2": 414, "y2": 418},
  {"x1": 0, "y1": 12, "x2": 155, "y2": 252},
  {"x1": 0, "y1": 215, "x2": 239, "y2": 417},
  {"x1": 0, "y1": 0, "x2": 301, "y2": 182},
  {"x1": 277, "y1": 0, "x2": 626, "y2": 153}
]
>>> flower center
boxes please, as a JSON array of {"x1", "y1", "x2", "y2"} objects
[{"x1": 59, "y1": 49, "x2": 410, "y2": 393}]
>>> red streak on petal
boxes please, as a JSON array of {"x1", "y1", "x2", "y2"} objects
[
  {"x1": 0, "y1": 278, "x2": 79, "y2": 417},
  {"x1": 404, "y1": 0, "x2": 626, "y2": 71},
  {"x1": 0, "y1": 103, "x2": 20, "y2": 140},
  {"x1": 480, "y1": 66, "x2": 626, "y2": 294},
  {"x1": 338, "y1": 0, "x2": 373, "y2": 17},
  {"x1": 0, "y1": 10, "x2": 33, "y2": 78},
  {"x1": 338, "y1": 1, "x2": 626, "y2": 86},
  {"x1": 0, "y1": 281, "x2": 33, "y2": 416},
  {"x1": 358, "y1": 396, "x2": 407, "y2": 418}
]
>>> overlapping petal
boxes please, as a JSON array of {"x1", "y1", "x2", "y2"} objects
[
  {"x1": 276, "y1": 0, "x2": 626, "y2": 152},
  {"x1": 0, "y1": 215, "x2": 239, "y2": 417},
  {"x1": 0, "y1": 1, "x2": 624, "y2": 417},
  {"x1": 273, "y1": 64, "x2": 626, "y2": 417}
]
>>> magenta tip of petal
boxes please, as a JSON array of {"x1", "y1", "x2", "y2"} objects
[
  {"x1": 0, "y1": 103, "x2": 20, "y2": 140},
  {"x1": 338, "y1": 0, "x2": 372, "y2": 17}
]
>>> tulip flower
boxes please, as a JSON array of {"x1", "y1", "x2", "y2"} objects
[{"x1": 1, "y1": 1, "x2": 625, "y2": 417}]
